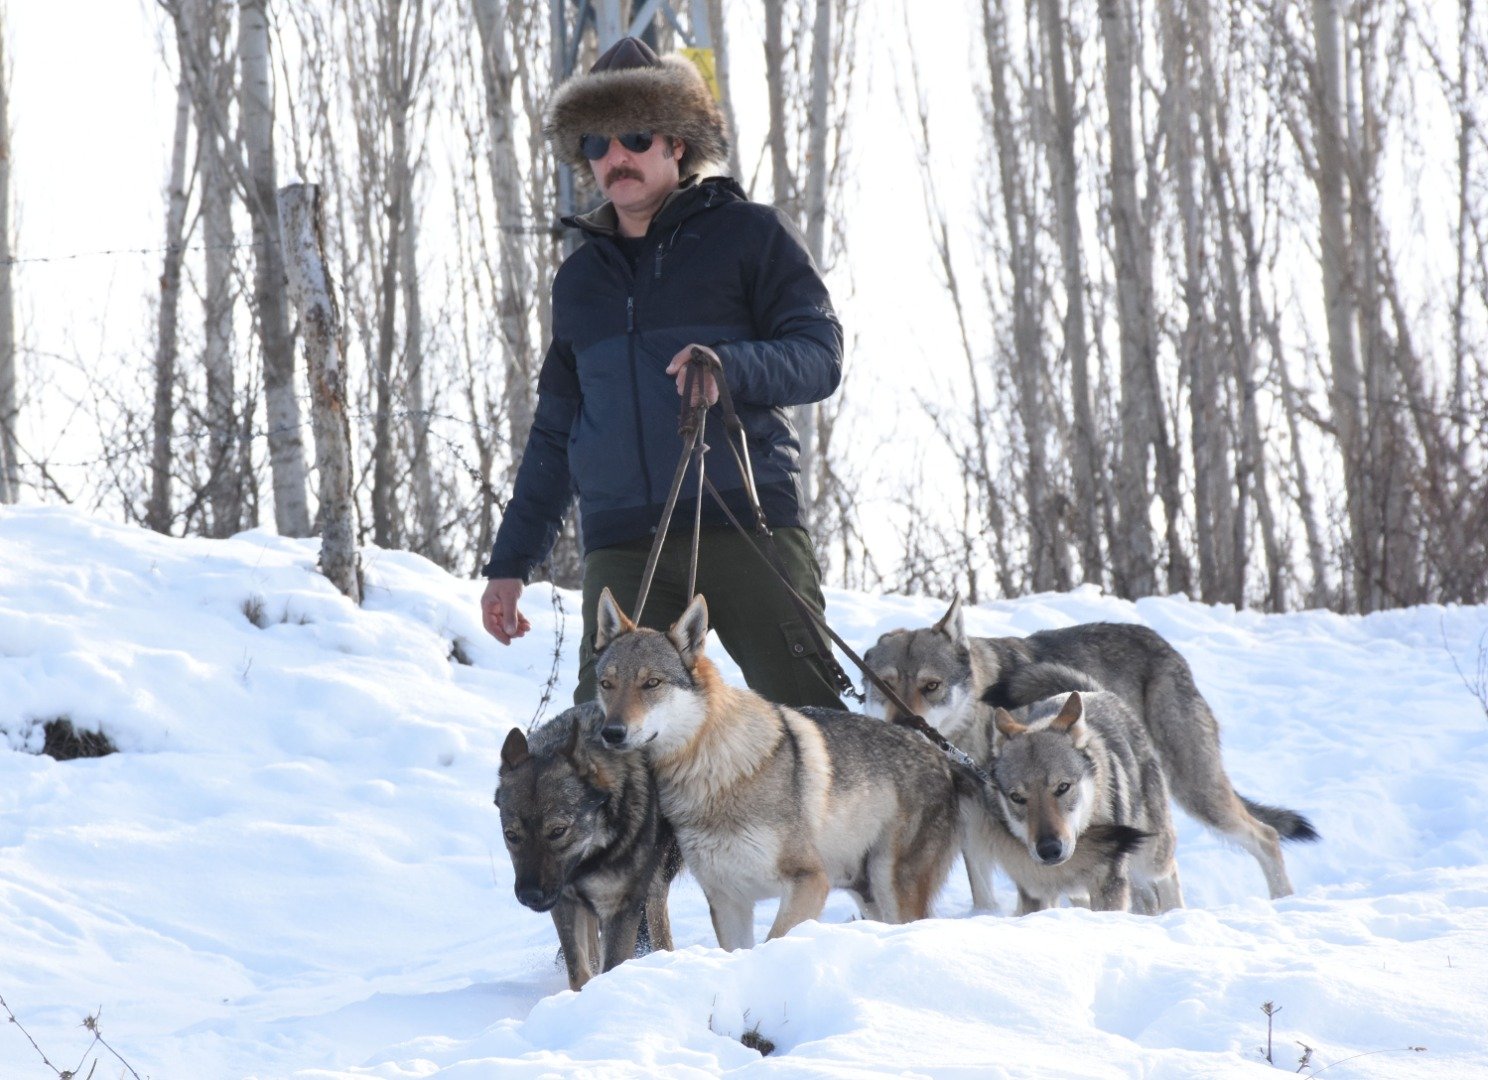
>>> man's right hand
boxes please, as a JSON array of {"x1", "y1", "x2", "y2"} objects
[{"x1": 481, "y1": 578, "x2": 531, "y2": 645}]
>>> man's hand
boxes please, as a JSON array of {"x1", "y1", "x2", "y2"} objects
[
  {"x1": 665, "y1": 345, "x2": 721, "y2": 407},
  {"x1": 481, "y1": 578, "x2": 531, "y2": 645}
]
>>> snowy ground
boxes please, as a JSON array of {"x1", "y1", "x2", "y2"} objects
[{"x1": 1, "y1": 505, "x2": 1485, "y2": 1079}]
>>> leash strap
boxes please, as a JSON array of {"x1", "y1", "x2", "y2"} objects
[
  {"x1": 697, "y1": 472, "x2": 993, "y2": 787},
  {"x1": 631, "y1": 350, "x2": 993, "y2": 788},
  {"x1": 631, "y1": 386, "x2": 708, "y2": 625}
]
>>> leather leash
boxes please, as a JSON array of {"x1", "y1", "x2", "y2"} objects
[{"x1": 630, "y1": 349, "x2": 994, "y2": 788}]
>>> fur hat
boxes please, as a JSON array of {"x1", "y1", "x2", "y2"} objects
[{"x1": 545, "y1": 37, "x2": 729, "y2": 179}]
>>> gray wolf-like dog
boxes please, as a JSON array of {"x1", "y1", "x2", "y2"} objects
[
  {"x1": 980, "y1": 687, "x2": 1183, "y2": 914},
  {"x1": 496, "y1": 702, "x2": 678, "y2": 990},
  {"x1": 864, "y1": 597, "x2": 1318, "y2": 903},
  {"x1": 592, "y1": 588, "x2": 972, "y2": 950}
]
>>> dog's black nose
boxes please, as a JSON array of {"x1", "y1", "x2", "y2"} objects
[
  {"x1": 515, "y1": 884, "x2": 547, "y2": 910},
  {"x1": 1036, "y1": 837, "x2": 1065, "y2": 864},
  {"x1": 600, "y1": 722, "x2": 627, "y2": 746}
]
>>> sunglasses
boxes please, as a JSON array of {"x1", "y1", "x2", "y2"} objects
[{"x1": 579, "y1": 131, "x2": 655, "y2": 160}]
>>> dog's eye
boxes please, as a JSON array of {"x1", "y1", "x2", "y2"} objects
[
  {"x1": 923, "y1": 680, "x2": 941, "y2": 694},
  {"x1": 1054, "y1": 782, "x2": 1071, "y2": 797},
  {"x1": 547, "y1": 825, "x2": 569, "y2": 841},
  {"x1": 503, "y1": 830, "x2": 521, "y2": 845},
  {"x1": 1007, "y1": 792, "x2": 1027, "y2": 805},
  {"x1": 599, "y1": 678, "x2": 613, "y2": 691},
  {"x1": 643, "y1": 677, "x2": 661, "y2": 689}
]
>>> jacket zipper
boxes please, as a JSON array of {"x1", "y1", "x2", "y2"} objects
[{"x1": 626, "y1": 291, "x2": 654, "y2": 509}]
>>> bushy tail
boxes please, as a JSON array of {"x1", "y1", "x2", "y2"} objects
[
  {"x1": 1083, "y1": 823, "x2": 1151, "y2": 860},
  {"x1": 1241, "y1": 796, "x2": 1320, "y2": 843}
]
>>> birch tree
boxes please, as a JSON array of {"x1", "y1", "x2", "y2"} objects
[
  {"x1": 762, "y1": 0, "x2": 858, "y2": 528},
  {"x1": 983, "y1": 0, "x2": 1069, "y2": 592},
  {"x1": 1035, "y1": 0, "x2": 1104, "y2": 587},
  {"x1": 280, "y1": 184, "x2": 361, "y2": 601},
  {"x1": 183, "y1": 0, "x2": 246, "y2": 538},
  {"x1": 240, "y1": 0, "x2": 311, "y2": 537},
  {"x1": 1306, "y1": 0, "x2": 1369, "y2": 606},
  {"x1": 146, "y1": 16, "x2": 195, "y2": 534},
  {"x1": 0, "y1": 2, "x2": 16, "y2": 505},
  {"x1": 1099, "y1": 0, "x2": 1191, "y2": 597},
  {"x1": 471, "y1": 0, "x2": 537, "y2": 489}
]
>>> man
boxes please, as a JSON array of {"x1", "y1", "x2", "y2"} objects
[{"x1": 480, "y1": 36, "x2": 845, "y2": 710}]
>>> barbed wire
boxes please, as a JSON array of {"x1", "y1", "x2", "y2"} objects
[
  {"x1": 525, "y1": 579, "x2": 568, "y2": 733},
  {"x1": 12, "y1": 403, "x2": 510, "y2": 472},
  {"x1": 0, "y1": 217, "x2": 566, "y2": 269},
  {"x1": 0, "y1": 238, "x2": 264, "y2": 267}
]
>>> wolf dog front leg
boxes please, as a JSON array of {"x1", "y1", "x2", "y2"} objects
[
  {"x1": 768, "y1": 864, "x2": 832, "y2": 940},
  {"x1": 709, "y1": 893, "x2": 757, "y2": 951},
  {"x1": 598, "y1": 905, "x2": 646, "y2": 975},
  {"x1": 553, "y1": 901, "x2": 600, "y2": 990}
]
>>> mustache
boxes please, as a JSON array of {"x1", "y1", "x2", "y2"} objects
[{"x1": 604, "y1": 166, "x2": 644, "y2": 187}]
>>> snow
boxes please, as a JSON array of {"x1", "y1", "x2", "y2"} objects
[{"x1": 2, "y1": 505, "x2": 1485, "y2": 1079}]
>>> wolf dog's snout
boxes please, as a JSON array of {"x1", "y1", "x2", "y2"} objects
[
  {"x1": 1035, "y1": 836, "x2": 1066, "y2": 864},
  {"x1": 600, "y1": 720, "x2": 627, "y2": 747},
  {"x1": 514, "y1": 882, "x2": 555, "y2": 911}
]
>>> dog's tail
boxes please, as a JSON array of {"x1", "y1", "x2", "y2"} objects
[
  {"x1": 981, "y1": 662, "x2": 1106, "y2": 710},
  {"x1": 1082, "y1": 823, "x2": 1151, "y2": 860},
  {"x1": 1241, "y1": 796, "x2": 1320, "y2": 843}
]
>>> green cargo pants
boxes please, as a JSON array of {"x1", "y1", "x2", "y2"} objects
[{"x1": 575, "y1": 525, "x2": 847, "y2": 710}]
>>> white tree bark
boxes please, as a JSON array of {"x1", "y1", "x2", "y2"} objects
[
  {"x1": 471, "y1": 0, "x2": 537, "y2": 489},
  {"x1": 147, "y1": 23, "x2": 196, "y2": 534},
  {"x1": 190, "y1": 0, "x2": 242, "y2": 538},
  {"x1": 984, "y1": 0, "x2": 1068, "y2": 592},
  {"x1": 1309, "y1": 0, "x2": 1368, "y2": 607},
  {"x1": 240, "y1": 0, "x2": 311, "y2": 536},
  {"x1": 704, "y1": 0, "x2": 745, "y2": 181},
  {"x1": 793, "y1": 0, "x2": 832, "y2": 522},
  {"x1": 1036, "y1": 0, "x2": 1103, "y2": 586},
  {"x1": 279, "y1": 184, "x2": 361, "y2": 602},
  {"x1": 0, "y1": 5, "x2": 17, "y2": 504}
]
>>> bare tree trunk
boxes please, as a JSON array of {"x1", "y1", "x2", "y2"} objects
[
  {"x1": 794, "y1": 0, "x2": 832, "y2": 522},
  {"x1": 1310, "y1": 0, "x2": 1369, "y2": 609},
  {"x1": 1101, "y1": 0, "x2": 1192, "y2": 598},
  {"x1": 0, "y1": 5, "x2": 16, "y2": 505},
  {"x1": 763, "y1": 0, "x2": 795, "y2": 218},
  {"x1": 1036, "y1": 0, "x2": 1103, "y2": 587},
  {"x1": 279, "y1": 184, "x2": 361, "y2": 602},
  {"x1": 241, "y1": 0, "x2": 311, "y2": 537},
  {"x1": 147, "y1": 32, "x2": 195, "y2": 534},
  {"x1": 984, "y1": 0, "x2": 1067, "y2": 591},
  {"x1": 364, "y1": 0, "x2": 432, "y2": 552},
  {"x1": 195, "y1": 0, "x2": 242, "y2": 538},
  {"x1": 399, "y1": 174, "x2": 447, "y2": 563},
  {"x1": 704, "y1": 0, "x2": 745, "y2": 181},
  {"x1": 1453, "y1": 0, "x2": 1474, "y2": 451},
  {"x1": 1196, "y1": 12, "x2": 1284, "y2": 609},
  {"x1": 471, "y1": 0, "x2": 537, "y2": 490},
  {"x1": 1163, "y1": 0, "x2": 1234, "y2": 604}
]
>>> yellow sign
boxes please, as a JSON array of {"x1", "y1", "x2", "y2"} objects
[{"x1": 681, "y1": 47, "x2": 721, "y2": 103}]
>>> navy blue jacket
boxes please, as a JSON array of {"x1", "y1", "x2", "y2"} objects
[{"x1": 482, "y1": 176, "x2": 843, "y2": 581}]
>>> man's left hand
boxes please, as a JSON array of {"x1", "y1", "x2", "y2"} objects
[{"x1": 666, "y1": 345, "x2": 721, "y2": 407}]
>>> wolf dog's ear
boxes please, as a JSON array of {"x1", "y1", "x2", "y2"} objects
[
  {"x1": 499, "y1": 728, "x2": 530, "y2": 772},
  {"x1": 933, "y1": 594, "x2": 967, "y2": 647},
  {"x1": 595, "y1": 587, "x2": 637, "y2": 653},
  {"x1": 1050, "y1": 692, "x2": 1090, "y2": 748},
  {"x1": 669, "y1": 593, "x2": 710, "y2": 667},
  {"x1": 992, "y1": 706, "x2": 1025, "y2": 752},
  {"x1": 563, "y1": 723, "x2": 616, "y2": 790}
]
